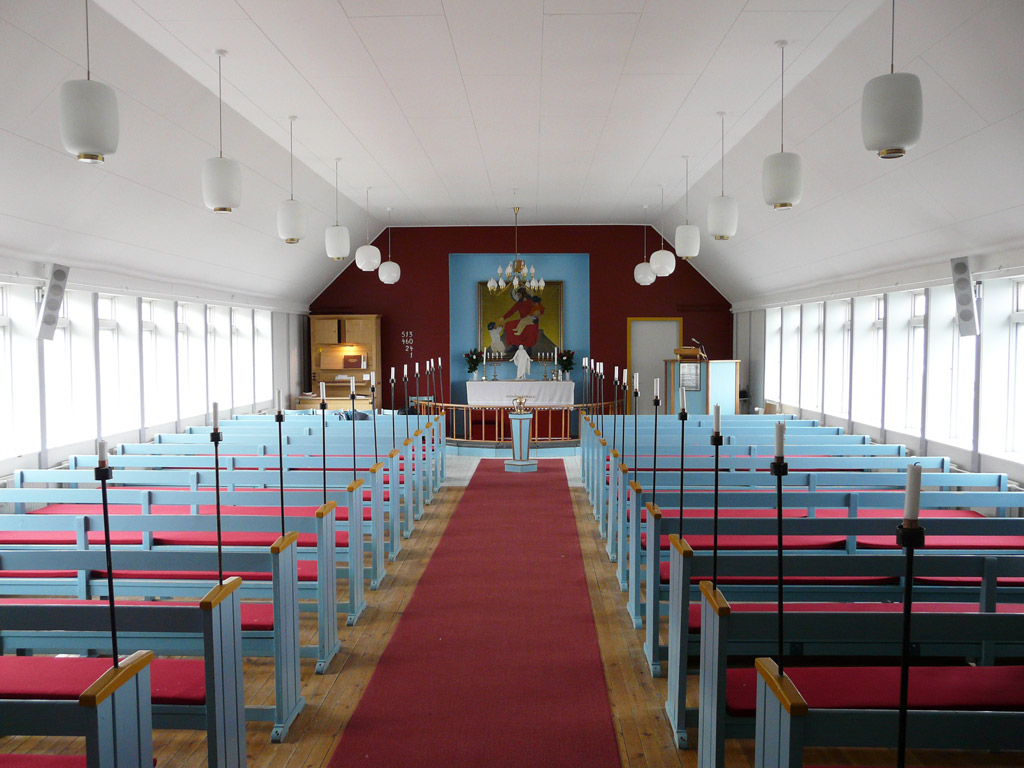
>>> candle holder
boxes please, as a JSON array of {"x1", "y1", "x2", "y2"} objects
[
  {"x1": 896, "y1": 520, "x2": 926, "y2": 768},
  {"x1": 350, "y1": 391, "x2": 358, "y2": 485},
  {"x1": 210, "y1": 426, "x2": 225, "y2": 583},
  {"x1": 403, "y1": 375, "x2": 411, "y2": 440},
  {"x1": 632, "y1": 388, "x2": 639, "y2": 483},
  {"x1": 390, "y1": 378, "x2": 397, "y2": 449},
  {"x1": 276, "y1": 408, "x2": 286, "y2": 537},
  {"x1": 370, "y1": 384, "x2": 379, "y2": 464},
  {"x1": 710, "y1": 431, "x2": 723, "y2": 587},
  {"x1": 414, "y1": 371, "x2": 422, "y2": 431},
  {"x1": 770, "y1": 456, "x2": 789, "y2": 674},
  {"x1": 652, "y1": 395, "x2": 661, "y2": 500},
  {"x1": 319, "y1": 396, "x2": 328, "y2": 505},
  {"x1": 94, "y1": 456, "x2": 119, "y2": 666},
  {"x1": 492, "y1": 361, "x2": 499, "y2": 381}
]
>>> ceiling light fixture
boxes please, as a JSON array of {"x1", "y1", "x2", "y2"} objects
[
  {"x1": 634, "y1": 205, "x2": 656, "y2": 286},
  {"x1": 488, "y1": 200, "x2": 544, "y2": 294},
  {"x1": 202, "y1": 50, "x2": 242, "y2": 213},
  {"x1": 277, "y1": 116, "x2": 307, "y2": 244},
  {"x1": 675, "y1": 156, "x2": 700, "y2": 259},
  {"x1": 326, "y1": 158, "x2": 350, "y2": 261},
  {"x1": 378, "y1": 208, "x2": 401, "y2": 284},
  {"x1": 354, "y1": 187, "x2": 381, "y2": 271},
  {"x1": 707, "y1": 112, "x2": 738, "y2": 240},
  {"x1": 861, "y1": 0, "x2": 922, "y2": 159},
  {"x1": 649, "y1": 185, "x2": 676, "y2": 277},
  {"x1": 763, "y1": 41, "x2": 802, "y2": 210},
  {"x1": 59, "y1": 0, "x2": 119, "y2": 164}
]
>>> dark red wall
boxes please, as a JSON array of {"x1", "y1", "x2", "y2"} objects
[{"x1": 311, "y1": 225, "x2": 732, "y2": 406}]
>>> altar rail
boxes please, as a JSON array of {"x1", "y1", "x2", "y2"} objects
[{"x1": 418, "y1": 402, "x2": 614, "y2": 443}]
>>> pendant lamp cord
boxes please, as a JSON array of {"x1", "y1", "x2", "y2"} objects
[
  {"x1": 84, "y1": 0, "x2": 91, "y2": 80},
  {"x1": 659, "y1": 186, "x2": 665, "y2": 249},
  {"x1": 684, "y1": 156, "x2": 689, "y2": 225},
  {"x1": 642, "y1": 206, "x2": 648, "y2": 262},
  {"x1": 218, "y1": 54, "x2": 223, "y2": 158},
  {"x1": 721, "y1": 114, "x2": 725, "y2": 196},
  {"x1": 891, "y1": 0, "x2": 896, "y2": 74},
  {"x1": 288, "y1": 117, "x2": 294, "y2": 201},
  {"x1": 334, "y1": 159, "x2": 340, "y2": 226},
  {"x1": 388, "y1": 208, "x2": 392, "y2": 262},
  {"x1": 365, "y1": 187, "x2": 370, "y2": 244},
  {"x1": 780, "y1": 44, "x2": 785, "y2": 153}
]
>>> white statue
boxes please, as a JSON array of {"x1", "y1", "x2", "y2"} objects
[{"x1": 512, "y1": 346, "x2": 532, "y2": 380}]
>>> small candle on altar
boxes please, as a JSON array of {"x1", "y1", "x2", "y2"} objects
[
  {"x1": 403, "y1": 364, "x2": 408, "y2": 378},
  {"x1": 554, "y1": 346, "x2": 558, "y2": 361},
  {"x1": 275, "y1": 389, "x2": 282, "y2": 412},
  {"x1": 415, "y1": 362, "x2": 419, "y2": 375},
  {"x1": 582, "y1": 357, "x2": 588, "y2": 368},
  {"x1": 371, "y1": 371, "x2": 376, "y2": 387},
  {"x1": 632, "y1": 372, "x2": 639, "y2": 392},
  {"x1": 904, "y1": 463, "x2": 922, "y2": 522},
  {"x1": 437, "y1": 356, "x2": 442, "y2": 369},
  {"x1": 654, "y1": 377, "x2": 660, "y2": 398},
  {"x1": 97, "y1": 439, "x2": 108, "y2": 465},
  {"x1": 614, "y1": 365, "x2": 619, "y2": 380},
  {"x1": 319, "y1": 381, "x2": 326, "y2": 401},
  {"x1": 212, "y1": 402, "x2": 219, "y2": 429},
  {"x1": 713, "y1": 404, "x2": 720, "y2": 434},
  {"x1": 622, "y1": 368, "x2": 628, "y2": 386},
  {"x1": 775, "y1": 421, "x2": 785, "y2": 458},
  {"x1": 483, "y1": 349, "x2": 487, "y2": 366},
  {"x1": 390, "y1": 367, "x2": 395, "y2": 381},
  {"x1": 350, "y1": 377, "x2": 356, "y2": 395}
]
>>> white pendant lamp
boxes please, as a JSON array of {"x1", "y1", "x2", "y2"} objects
[
  {"x1": 202, "y1": 50, "x2": 242, "y2": 213},
  {"x1": 277, "y1": 116, "x2": 307, "y2": 244},
  {"x1": 675, "y1": 155, "x2": 700, "y2": 259},
  {"x1": 649, "y1": 185, "x2": 676, "y2": 277},
  {"x1": 59, "y1": 0, "x2": 119, "y2": 164},
  {"x1": 378, "y1": 208, "x2": 401, "y2": 284},
  {"x1": 325, "y1": 158, "x2": 351, "y2": 261},
  {"x1": 763, "y1": 41, "x2": 803, "y2": 210},
  {"x1": 354, "y1": 187, "x2": 381, "y2": 271},
  {"x1": 707, "y1": 112, "x2": 738, "y2": 240},
  {"x1": 861, "y1": 0, "x2": 922, "y2": 159},
  {"x1": 634, "y1": 206, "x2": 656, "y2": 286}
]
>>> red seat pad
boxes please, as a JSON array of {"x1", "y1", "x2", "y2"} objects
[
  {"x1": 916, "y1": 575, "x2": 1024, "y2": 587},
  {"x1": 0, "y1": 597, "x2": 275, "y2": 631},
  {"x1": 633, "y1": 508, "x2": 808, "y2": 523},
  {"x1": 0, "y1": 570, "x2": 78, "y2": 579},
  {"x1": 153, "y1": 531, "x2": 349, "y2": 548},
  {"x1": 725, "y1": 664, "x2": 1024, "y2": 717},
  {"x1": 856, "y1": 535, "x2": 1024, "y2": 550},
  {"x1": 0, "y1": 656, "x2": 205, "y2": 705},
  {"x1": 0, "y1": 756, "x2": 87, "y2": 767},
  {"x1": 362, "y1": 490, "x2": 390, "y2": 502},
  {"x1": 92, "y1": 558, "x2": 318, "y2": 582},
  {"x1": 684, "y1": 601, "x2": 1024, "y2": 631},
  {"x1": 0, "y1": 531, "x2": 143, "y2": 546},
  {"x1": 643, "y1": 533, "x2": 845, "y2": 551},
  {"x1": 334, "y1": 507, "x2": 374, "y2": 522}
]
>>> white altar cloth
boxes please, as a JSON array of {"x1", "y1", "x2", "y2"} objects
[{"x1": 466, "y1": 380, "x2": 575, "y2": 407}]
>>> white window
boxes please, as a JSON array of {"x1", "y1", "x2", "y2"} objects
[
  {"x1": 0, "y1": 286, "x2": 12, "y2": 447},
  {"x1": 780, "y1": 305, "x2": 801, "y2": 406},
  {"x1": 851, "y1": 295, "x2": 884, "y2": 426},
  {"x1": 764, "y1": 307, "x2": 781, "y2": 403},
  {"x1": 254, "y1": 310, "x2": 273, "y2": 404},
  {"x1": 823, "y1": 299, "x2": 851, "y2": 418},
  {"x1": 1009, "y1": 281, "x2": 1024, "y2": 452},
  {"x1": 207, "y1": 305, "x2": 232, "y2": 412},
  {"x1": 231, "y1": 308, "x2": 254, "y2": 411},
  {"x1": 177, "y1": 303, "x2": 207, "y2": 419},
  {"x1": 799, "y1": 302, "x2": 823, "y2": 412},
  {"x1": 42, "y1": 295, "x2": 75, "y2": 448},
  {"x1": 98, "y1": 295, "x2": 141, "y2": 437},
  {"x1": 905, "y1": 293, "x2": 926, "y2": 432}
]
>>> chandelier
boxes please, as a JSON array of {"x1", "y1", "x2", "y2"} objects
[{"x1": 487, "y1": 206, "x2": 545, "y2": 294}]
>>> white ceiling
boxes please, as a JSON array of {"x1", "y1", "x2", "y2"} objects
[{"x1": 1, "y1": 0, "x2": 1022, "y2": 310}]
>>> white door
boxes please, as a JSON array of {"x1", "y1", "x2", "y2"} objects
[{"x1": 628, "y1": 318, "x2": 681, "y2": 415}]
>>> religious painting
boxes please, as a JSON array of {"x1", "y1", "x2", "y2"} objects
[{"x1": 478, "y1": 281, "x2": 563, "y2": 360}]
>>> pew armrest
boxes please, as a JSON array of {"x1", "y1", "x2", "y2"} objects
[
  {"x1": 79, "y1": 649, "x2": 154, "y2": 707},
  {"x1": 755, "y1": 657, "x2": 808, "y2": 716},
  {"x1": 699, "y1": 580, "x2": 730, "y2": 616},
  {"x1": 271, "y1": 531, "x2": 299, "y2": 553},
  {"x1": 200, "y1": 576, "x2": 242, "y2": 610},
  {"x1": 669, "y1": 534, "x2": 693, "y2": 559}
]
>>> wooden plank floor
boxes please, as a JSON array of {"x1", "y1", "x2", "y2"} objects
[{"x1": 4, "y1": 464, "x2": 1023, "y2": 767}]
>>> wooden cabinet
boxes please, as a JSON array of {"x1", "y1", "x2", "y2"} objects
[{"x1": 308, "y1": 314, "x2": 382, "y2": 410}]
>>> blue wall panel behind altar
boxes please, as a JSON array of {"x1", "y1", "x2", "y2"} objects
[{"x1": 448, "y1": 253, "x2": 590, "y2": 405}]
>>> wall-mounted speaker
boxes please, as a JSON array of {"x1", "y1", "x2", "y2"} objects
[
  {"x1": 950, "y1": 256, "x2": 979, "y2": 337},
  {"x1": 35, "y1": 263, "x2": 70, "y2": 341}
]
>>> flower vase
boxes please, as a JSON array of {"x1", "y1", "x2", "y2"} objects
[{"x1": 473, "y1": 370, "x2": 480, "y2": 381}]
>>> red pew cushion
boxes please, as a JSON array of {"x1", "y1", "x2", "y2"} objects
[
  {"x1": 725, "y1": 664, "x2": 1024, "y2": 717},
  {"x1": 93, "y1": 558, "x2": 318, "y2": 582},
  {"x1": 643, "y1": 533, "x2": 845, "y2": 551},
  {"x1": 0, "y1": 656, "x2": 205, "y2": 705},
  {"x1": 0, "y1": 597, "x2": 275, "y2": 631}
]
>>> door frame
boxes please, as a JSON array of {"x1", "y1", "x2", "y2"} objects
[{"x1": 625, "y1": 316, "x2": 683, "y2": 414}]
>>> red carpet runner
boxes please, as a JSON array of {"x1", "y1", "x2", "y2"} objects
[{"x1": 329, "y1": 459, "x2": 621, "y2": 768}]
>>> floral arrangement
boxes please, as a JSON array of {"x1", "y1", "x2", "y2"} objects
[
  {"x1": 464, "y1": 348, "x2": 484, "y2": 373},
  {"x1": 558, "y1": 349, "x2": 575, "y2": 372}
]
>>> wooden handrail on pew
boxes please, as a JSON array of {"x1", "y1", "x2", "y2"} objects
[
  {"x1": 753, "y1": 657, "x2": 807, "y2": 716},
  {"x1": 79, "y1": 649, "x2": 156, "y2": 708},
  {"x1": 0, "y1": 648, "x2": 155, "y2": 768}
]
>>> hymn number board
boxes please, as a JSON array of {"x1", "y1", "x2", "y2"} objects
[{"x1": 402, "y1": 330, "x2": 414, "y2": 358}]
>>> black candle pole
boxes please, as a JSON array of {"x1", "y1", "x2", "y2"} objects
[
  {"x1": 652, "y1": 393, "x2": 661, "y2": 502},
  {"x1": 896, "y1": 517, "x2": 925, "y2": 768},
  {"x1": 415, "y1": 368, "x2": 421, "y2": 431},
  {"x1": 95, "y1": 443, "x2": 119, "y2": 667},
  {"x1": 611, "y1": 371, "x2": 619, "y2": 456},
  {"x1": 620, "y1": 380, "x2": 627, "y2": 462},
  {"x1": 770, "y1": 450, "x2": 789, "y2": 675},
  {"x1": 212, "y1": 421, "x2": 224, "y2": 584},
  {"x1": 710, "y1": 427, "x2": 723, "y2": 588},
  {"x1": 403, "y1": 374, "x2": 410, "y2": 440},
  {"x1": 276, "y1": 406, "x2": 286, "y2": 538},
  {"x1": 632, "y1": 384, "x2": 639, "y2": 484},
  {"x1": 370, "y1": 382, "x2": 379, "y2": 464},
  {"x1": 320, "y1": 394, "x2": 328, "y2": 506}
]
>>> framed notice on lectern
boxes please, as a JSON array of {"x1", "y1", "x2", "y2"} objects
[{"x1": 679, "y1": 362, "x2": 701, "y2": 391}]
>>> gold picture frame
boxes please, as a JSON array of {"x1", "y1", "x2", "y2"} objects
[{"x1": 478, "y1": 281, "x2": 563, "y2": 359}]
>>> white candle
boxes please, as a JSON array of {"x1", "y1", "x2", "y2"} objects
[
  {"x1": 622, "y1": 368, "x2": 628, "y2": 386},
  {"x1": 775, "y1": 421, "x2": 786, "y2": 458},
  {"x1": 583, "y1": 357, "x2": 588, "y2": 368},
  {"x1": 212, "y1": 402, "x2": 219, "y2": 429},
  {"x1": 415, "y1": 362, "x2": 419, "y2": 375},
  {"x1": 554, "y1": 346, "x2": 558, "y2": 361},
  {"x1": 390, "y1": 366, "x2": 395, "y2": 381},
  {"x1": 97, "y1": 439, "x2": 108, "y2": 464},
  {"x1": 614, "y1": 365, "x2": 619, "y2": 380},
  {"x1": 403, "y1": 364, "x2": 408, "y2": 378},
  {"x1": 350, "y1": 377, "x2": 356, "y2": 395},
  {"x1": 654, "y1": 377, "x2": 660, "y2": 398},
  {"x1": 904, "y1": 463, "x2": 922, "y2": 522},
  {"x1": 319, "y1": 381, "x2": 326, "y2": 400},
  {"x1": 275, "y1": 389, "x2": 282, "y2": 412},
  {"x1": 633, "y1": 372, "x2": 639, "y2": 392},
  {"x1": 437, "y1": 356, "x2": 442, "y2": 369},
  {"x1": 713, "y1": 404, "x2": 720, "y2": 434},
  {"x1": 371, "y1": 371, "x2": 376, "y2": 387},
  {"x1": 483, "y1": 349, "x2": 487, "y2": 365}
]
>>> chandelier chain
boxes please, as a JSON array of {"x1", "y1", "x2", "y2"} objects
[
  {"x1": 720, "y1": 113, "x2": 725, "y2": 195},
  {"x1": 684, "y1": 156, "x2": 689, "y2": 224},
  {"x1": 364, "y1": 187, "x2": 370, "y2": 244},
  {"x1": 85, "y1": 0, "x2": 91, "y2": 80},
  {"x1": 334, "y1": 158, "x2": 340, "y2": 225},
  {"x1": 388, "y1": 207, "x2": 392, "y2": 261},
  {"x1": 659, "y1": 186, "x2": 665, "y2": 249},
  {"x1": 780, "y1": 44, "x2": 785, "y2": 153},
  {"x1": 891, "y1": 0, "x2": 896, "y2": 74},
  {"x1": 217, "y1": 54, "x2": 223, "y2": 158},
  {"x1": 288, "y1": 117, "x2": 294, "y2": 201}
]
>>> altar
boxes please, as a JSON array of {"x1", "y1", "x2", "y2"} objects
[{"x1": 466, "y1": 380, "x2": 575, "y2": 407}]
